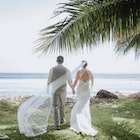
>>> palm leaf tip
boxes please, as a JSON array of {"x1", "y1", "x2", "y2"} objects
[{"x1": 116, "y1": 33, "x2": 140, "y2": 59}]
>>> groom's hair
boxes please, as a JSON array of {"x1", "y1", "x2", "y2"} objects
[{"x1": 57, "y1": 55, "x2": 64, "y2": 63}]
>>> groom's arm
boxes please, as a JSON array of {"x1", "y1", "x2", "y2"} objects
[
  {"x1": 66, "y1": 69, "x2": 73, "y2": 87},
  {"x1": 47, "y1": 68, "x2": 53, "y2": 85}
]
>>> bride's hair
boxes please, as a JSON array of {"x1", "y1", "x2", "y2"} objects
[{"x1": 81, "y1": 60, "x2": 87, "y2": 68}]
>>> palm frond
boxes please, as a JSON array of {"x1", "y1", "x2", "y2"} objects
[
  {"x1": 116, "y1": 33, "x2": 140, "y2": 59},
  {"x1": 36, "y1": 0, "x2": 140, "y2": 57}
]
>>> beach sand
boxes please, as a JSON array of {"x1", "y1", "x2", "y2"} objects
[
  {"x1": 0, "y1": 95, "x2": 31, "y2": 105},
  {"x1": 0, "y1": 91, "x2": 139, "y2": 107}
]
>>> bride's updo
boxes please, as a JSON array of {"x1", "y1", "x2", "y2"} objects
[{"x1": 81, "y1": 60, "x2": 87, "y2": 68}]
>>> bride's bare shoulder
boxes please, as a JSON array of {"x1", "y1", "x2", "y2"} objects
[
  {"x1": 86, "y1": 69, "x2": 92, "y2": 73},
  {"x1": 77, "y1": 70, "x2": 82, "y2": 73}
]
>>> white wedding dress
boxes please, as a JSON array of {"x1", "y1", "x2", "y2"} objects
[{"x1": 70, "y1": 70, "x2": 98, "y2": 136}]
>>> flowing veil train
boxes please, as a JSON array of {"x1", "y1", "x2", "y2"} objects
[{"x1": 17, "y1": 64, "x2": 82, "y2": 137}]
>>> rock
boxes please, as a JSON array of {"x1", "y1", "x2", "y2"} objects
[
  {"x1": 96, "y1": 89, "x2": 118, "y2": 99},
  {"x1": 0, "y1": 95, "x2": 31, "y2": 105},
  {"x1": 113, "y1": 91, "x2": 127, "y2": 99},
  {"x1": 128, "y1": 92, "x2": 140, "y2": 99},
  {"x1": 66, "y1": 97, "x2": 76, "y2": 108},
  {"x1": 90, "y1": 96, "x2": 97, "y2": 104}
]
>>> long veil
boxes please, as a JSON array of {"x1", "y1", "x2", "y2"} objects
[{"x1": 17, "y1": 63, "x2": 82, "y2": 137}]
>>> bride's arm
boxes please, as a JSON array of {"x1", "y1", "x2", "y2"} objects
[
  {"x1": 72, "y1": 71, "x2": 80, "y2": 90},
  {"x1": 90, "y1": 73, "x2": 94, "y2": 90}
]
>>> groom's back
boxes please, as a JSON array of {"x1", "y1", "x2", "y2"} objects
[{"x1": 52, "y1": 65, "x2": 67, "y2": 82}]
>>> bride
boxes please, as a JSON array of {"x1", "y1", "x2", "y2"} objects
[{"x1": 70, "y1": 60, "x2": 98, "y2": 136}]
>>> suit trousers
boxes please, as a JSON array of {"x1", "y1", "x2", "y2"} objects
[{"x1": 53, "y1": 87, "x2": 66, "y2": 128}]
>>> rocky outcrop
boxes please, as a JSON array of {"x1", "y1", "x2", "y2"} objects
[
  {"x1": 95, "y1": 90, "x2": 140, "y2": 99},
  {"x1": 127, "y1": 92, "x2": 140, "y2": 99},
  {"x1": 96, "y1": 89, "x2": 118, "y2": 99},
  {"x1": 113, "y1": 91, "x2": 127, "y2": 99}
]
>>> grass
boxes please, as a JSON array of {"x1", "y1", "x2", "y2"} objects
[{"x1": 0, "y1": 99, "x2": 140, "y2": 140}]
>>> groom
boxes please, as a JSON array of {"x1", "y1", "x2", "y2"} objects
[{"x1": 47, "y1": 55, "x2": 73, "y2": 130}]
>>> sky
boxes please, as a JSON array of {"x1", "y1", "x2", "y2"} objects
[{"x1": 0, "y1": 0, "x2": 140, "y2": 74}]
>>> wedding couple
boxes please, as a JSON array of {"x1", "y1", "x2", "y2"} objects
[
  {"x1": 47, "y1": 56, "x2": 98, "y2": 136},
  {"x1": 17, "y1": 55, "x2": 98, "y2": 137}
]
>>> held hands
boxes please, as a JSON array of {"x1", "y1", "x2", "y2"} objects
[
  {"x1": 71, "y1": 85, "x2": 76, "y2": 94},
  {"x1": 72, "y1": 88, "x2": 75, "y2": 94}
]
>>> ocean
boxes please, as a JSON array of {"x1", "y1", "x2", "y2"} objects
[{"x1": 0, "y1": 73, "x2": 140, "y2": 97}]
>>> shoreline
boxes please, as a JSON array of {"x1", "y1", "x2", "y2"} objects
[
  {"x1": 0, "y1": 73, "x2": 140, "y2": 97},
  {"x1": 0, "y1": 95, "x2": 117, "y2": 107},
  {"x1": 0, "y1": 91, "x2": 139, "y2": 106}
]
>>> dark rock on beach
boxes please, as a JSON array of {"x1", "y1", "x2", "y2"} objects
[
  {"x1": 95, "y1": 89, "x2": 140, "y2": 99},
  {"x1": 96, "y1": 89, "x2": 118, "y2": 99}
]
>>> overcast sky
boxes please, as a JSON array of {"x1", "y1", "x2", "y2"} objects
[{"x1": 0, "y1": 0, "x2": 140, "y2": 74}]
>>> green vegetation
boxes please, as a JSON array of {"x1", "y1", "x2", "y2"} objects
[{"x1": 0, "y1": 99, "x2": 140, "y2": 140}]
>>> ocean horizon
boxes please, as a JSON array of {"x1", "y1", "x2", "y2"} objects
[{"x1": 0, "y1": 73, "x2": 140, "y2": 97}]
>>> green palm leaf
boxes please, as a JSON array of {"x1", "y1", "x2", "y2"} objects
[
  {"x1": 36, "y1": 0, "x2": 140, "y2": 58},
  {"x1": 116, "y1": 33, "x2": 140, "y2": 58}
]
